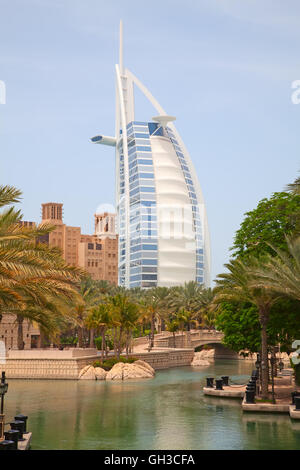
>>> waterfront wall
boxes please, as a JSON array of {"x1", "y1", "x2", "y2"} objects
[
  {"x1": 131, "y1": 349, "x2": 194, "y2": 370},
  {"x1": 1, "y1": 349, "x2": 99, "y2": 379},
  {"x1": 1, "y1": 348, "x2": 194, "y2": 379},
  {"x1": 1, "y1": 355, "x2": 99, "y2": 379}
]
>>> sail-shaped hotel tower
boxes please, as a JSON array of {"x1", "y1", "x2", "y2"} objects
[{"x1": 91, "y1": 22, "x2": 210, "y2": 289}]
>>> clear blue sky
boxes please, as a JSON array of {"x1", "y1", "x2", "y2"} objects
[{"x1": 1, "y1": 0, "x2": 299, "y2": 283}]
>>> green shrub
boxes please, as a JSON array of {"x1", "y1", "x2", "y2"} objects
[
  {"x1": 93, "y1": 356, "x2": 138, "y2": 371},
  {"x1": 60, "y1": 336, "x2": 78, "y2": 346}
]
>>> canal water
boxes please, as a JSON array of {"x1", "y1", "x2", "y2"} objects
[{"x1": 4, "y1": 360, "x2": 300, "y2": 450}]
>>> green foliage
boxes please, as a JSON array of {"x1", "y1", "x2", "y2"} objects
[
  {"x1": 93, "y1": 356, "x2": 138, "y2": 371},
  {"x1": 215, "y1": 302, "x2": 261, "y2": 353},
  {"x1": 0, "y1": 184, "x2": 83, "y2": 349},
  {"x1": 131, "y1": 327, "x2": 150, "y2": 338},
  {"x1": 267, "y1": 298, "x2": 300, "y2": 352},
  {"x1": 232, "y1": 192, "x2": 300, "y2": 259},
  {"x1": 94, "y1": 335, "x2": 113, "y2": 351},
  {"x1": 256, "y1": 398, "x2": 273, "y2": 404},
  {"x1": 60, "y1": 336, "x2": 78, "y2": 346},
  {"x1": 194, "y1": 344, "x2": 213, "y2": 352},
  {"x1": 144, "y1": 329, "x2": 154, "y2": 336},
  {"x1": 215, "y1": 298, "x2": 300, "y2": 354},
  {"x1": 166, "y1": 320, "x2": 179, "y2": 334}
]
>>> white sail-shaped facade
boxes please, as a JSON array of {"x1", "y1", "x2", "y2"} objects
[{"x1": 91, "y1": 22, "x2": 210, "y2": 288}]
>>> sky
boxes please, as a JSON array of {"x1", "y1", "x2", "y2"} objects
[{"x1": 0, "y1": 0, "x2": 299, "y2": 283}]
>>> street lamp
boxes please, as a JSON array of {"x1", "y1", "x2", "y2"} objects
[
  {"x1": 255, "y1": 353, "x2": 261, "y2": 371},
  {"x1": 270, "y1": 355, "x2": 276, "y2": 404},
  {"x1": 255, "y1": 353, "x2": 261, "y2": 395},
  {"x1": 0, "y1": 371, "x2": 8, "y2": 441}
]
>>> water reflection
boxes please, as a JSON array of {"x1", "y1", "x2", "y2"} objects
[{"x1": 4, "y1": 362, "x2": 300, "y2": 450}]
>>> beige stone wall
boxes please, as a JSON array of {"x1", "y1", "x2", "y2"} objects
[
  {"x1": 0, "y1": 315, "x2": 40, "y2": 350},
  {"x1": 0, "y1": 349, "x2": 194, "y2": 379},
  {"x1": 41, "y1": 202, "x2": 118, "y2": 284},
  {"x1": 77, "y1": 234, "x2": 118, "y2": 284},
  {"x1": 131, "y1": 349, "x2": 194, "y2": 370},
  {"x1": 1, "y1": 355, "x2": 98, "y2": 379}
]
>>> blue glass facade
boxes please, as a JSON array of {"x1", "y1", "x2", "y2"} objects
[
  {"x1": 117, "y1": 120, "x2": 204, "y2": 288},
  {"x1": 118, "y1": 121, "x2": 159, "y2": 288}
]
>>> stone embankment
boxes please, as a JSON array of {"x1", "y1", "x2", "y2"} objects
[
  {"x1": 1, "y1": 347, "x2": 194, "y2": 379},
  {"x1": 191, "y1": 350, "x2": 214, "y2": 367},
  {"x1": 79, "y1": 360, "x2": 155, "y2": 381}
]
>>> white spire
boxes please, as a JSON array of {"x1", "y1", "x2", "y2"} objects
[{"x1": 119, "y1": 20, "x2": 123, "y2": 75}]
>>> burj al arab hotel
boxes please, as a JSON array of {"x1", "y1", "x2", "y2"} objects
[{"x1": 91, "y1": 22, "x2": 210, "y2": 289}]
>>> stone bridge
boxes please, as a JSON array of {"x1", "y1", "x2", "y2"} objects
[{"x1": 152, "y1": 330, "x2": 238, "y2": 359}]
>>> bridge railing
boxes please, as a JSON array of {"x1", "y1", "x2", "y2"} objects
[{"x1": 134, "y1": 330, "x2": 224, "y2": 349}]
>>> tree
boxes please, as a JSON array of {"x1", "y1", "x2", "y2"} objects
[
  {"x1": 109, "y1": 292, "x2": 139, "y2": 358},
  {"x1": 215, "y1": 257, "x2": 281, "y2": 399},
  {"x1": 173, "y1": 308, "x2": 192, "y2": 347},
  {"x1": 232, "y1": 192, "x2": 300, "y2": 259},
  {"x1": 198, "y1": 288, "x2": 217, "y2": 330},
  {"x1": 0, "y1": 185, "x2": 83, "y2": 348},
  {"x1": 166, "y1": 319, "x2": 179, "y2": 348},
  {"x1": 138, "y1": 287, "x2": 170, "y2": 349},
  {"x1": 252, "y1": 236, "x2": 300, "y2": 301},
  {"x1": 215, "y1": 298, "x2": 300, "y2": 356},
  {"x1": 71, "y1": 277, "x2": 101, "y2": 348},
  {"x1": 286, "y1": 173, "x2": 300, "y2": 195},
  {"x1": 215, "y1": 302, "x2": 261, "y2": 354},
  {"x1": 86, "y1": 303, "x2": 112, "y2": 361},
  {"x1": 169, "y1": 281, "x2": 202, "y2": 329}
]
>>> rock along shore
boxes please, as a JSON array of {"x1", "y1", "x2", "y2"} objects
[{"x1": 79, "y1": 360, "x2": 155, "y2": 381}]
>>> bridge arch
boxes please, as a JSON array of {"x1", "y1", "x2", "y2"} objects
[{"x1": 193, "y1": 340, "x2": 238, "y2": 359}]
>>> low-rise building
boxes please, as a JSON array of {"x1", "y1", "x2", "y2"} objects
[
  {"x1": 0, "y1": 203, "x2": 118, "y2": 350},
  {"x1": 40, "y1": 202, "x2": 118, "y2": 284}
]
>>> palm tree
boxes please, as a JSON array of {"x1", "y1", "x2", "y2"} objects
[
  {"x1": 286, "y1": 174, "x2": 300, "y2": 195},
  {"x1": 215, "y1": 258, "x2": 280, "y2": 399},
  {"x1": 168, "y1": 281, "x2": 203, "y2": 346},
  {"x1": 120, "y1": 301, "x2": 139, "y2": 358},
  {"x1": 0, "y1": 185, "x2": 84, "y2": 348},
  {"x1": 138, "y1": 287, "x2": 170, "y2": 350},
  {"x1": 13, "y1": 295, "x2": 72, "y2": 349},
  {"x1": 86, "y1": 303, "x2": 112, "y2": 361},
  {"x1": 94, "y1": 280, "x2": 114, "y2": 295},
  {"x1": 166, "y1": 319, "x2": 179, "y2": 348},
  {"x1": 169, "y1": 281, "x2": 203, "y2": 327},
  {"x1": 173, "y1": 307, "x2": 192, "y2": 347},
  {"x1": 252, "y1": 237, "x2": 300, "y2": 301},
  {"x1": 198, "y1": 288, "x2": 217, "y2": 330},
  {"x1": 72, "y1": 277, "x2": 101, "y2": 348},
  {"x1": 109, "y1": 292, "x2": 138, "y2": 358}
]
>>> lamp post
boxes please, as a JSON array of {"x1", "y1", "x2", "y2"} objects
[
  {"x1": 0, "y1": 371, "x2": 8, "y2": 441},
  {"x1": 255, "y1": 353, "x2": 261, "y2": 395},
  {"x1": 270, "y1": 355, "x2": 276, "y2": 404},
  {"x1": 278, "y1": 339, "x2": 284, "y2": 372}
]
